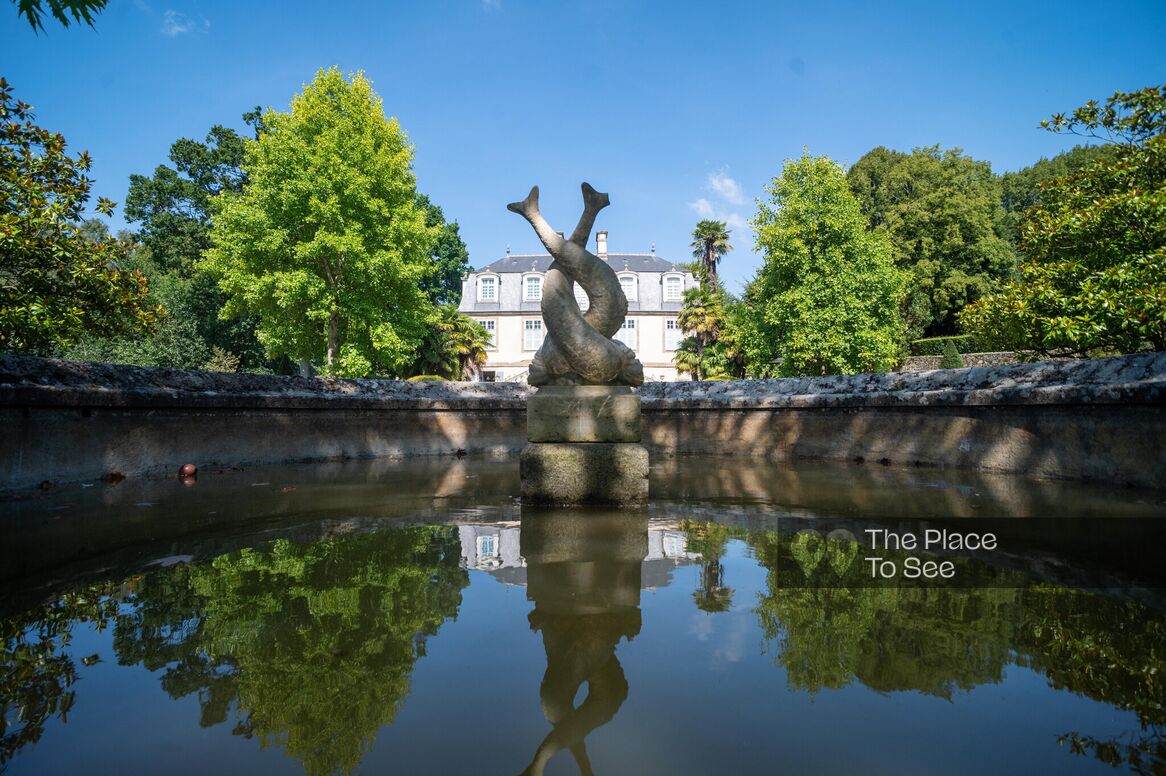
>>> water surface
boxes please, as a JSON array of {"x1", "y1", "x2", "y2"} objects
[{"x1": 2, "y1": 457, "x2": 1164, "y2": 775}]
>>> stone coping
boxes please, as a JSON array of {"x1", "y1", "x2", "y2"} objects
[
  {"x1": 0, "y1": 355, "x2": 531, "y2": 410},
  {"x1": 2, "y1": 352, "x2": 1163, "y2": 411},
  {"x1": 639, "y1": 352, "x2": 1166, "y2": 409}
]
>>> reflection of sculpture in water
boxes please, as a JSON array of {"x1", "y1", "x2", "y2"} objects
[{"x1": 519, "y1": 511, "x2": 646, "y2": 776}]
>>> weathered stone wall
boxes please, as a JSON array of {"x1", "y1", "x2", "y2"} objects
[
  {"x1": 2, "y1": 353, "x2": 1163, "y2": 491},
  {"x1": 0, "y1": 356, "x2": 530, "y2": 491},
  {"x1": 639, "y1": 354, "x2": 1165, "y2": 487},
  {"x1": 898, "y1": 351, "x2": 1028, "y2": 372}
]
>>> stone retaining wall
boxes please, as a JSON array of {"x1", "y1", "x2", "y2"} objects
[
  {"x1": 898, "y1": 351, "x2": 1026, "y2": 372},
  {"x1": 2, "y1": 353, "x2": 1163, "y2": 491}
]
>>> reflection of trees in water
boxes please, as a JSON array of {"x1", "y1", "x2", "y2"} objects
[
  {"x1": 680, "y1": 520, "x2": 734, "y2": 613},
  {"x1": 1, "y1": 527, "x2": 468, "y2": 776},
  {"x1": 1, "y1": 587, "x2": 119, "y2": 767},
  {"x1": 1016, "y1": 584, "x2": 1166, "y2": 775},
  {"x1": 746, "y1": 527, "x2": 1166, "y2": 773}
]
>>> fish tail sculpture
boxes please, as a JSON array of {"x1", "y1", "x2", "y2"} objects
[{"x1": 507, "y1": 183, "x2": 644, "y2": 386}]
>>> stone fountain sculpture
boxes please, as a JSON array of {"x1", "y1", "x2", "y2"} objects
[{"x1": 509, "y1": 183, "x2": 648, "y2": 505}]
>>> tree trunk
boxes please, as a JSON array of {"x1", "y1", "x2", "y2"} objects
[
  {"x1": 326, "y1": 311, "x2": 339, "y2": 372},
  {"x1": 705, "y1": 243, "x2": 718, "y2": 294}
]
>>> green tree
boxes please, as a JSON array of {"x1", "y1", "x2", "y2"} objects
[
  {"x1": 674, "y1": 287, "x2": 741, "y2": 380},
  {"x1": 415, "y1": 194, "x2": 471, "y2": 305},
  {"x1": 999, "y1": 144, "x2": 1117, "y2": 244},
  {"x1": 1, "y1": 78, "x2": 160, "y2": 353},
  {"x1": 848, "y1": 145, "x2": 1017, "y2": 340},
  {"x1": 63, "y1": 250, "x2": 215, "y2": 369},
  {"x1": 747, "y1": 152, "x2": 905, "y2": 376},
  {"x1": 11, "y1": 0, "x2": 107, "y2": 32},
  {"x1": 408, "y1": 304, "x2": 490, "y2": 380},
  {"x1": 123, "y1": 114, "x2": 270, "y2": 370},
  {"x1": 961, "y1": 85, "x2": 1166, "y2": 356},
  {"x1": 690, "y1": 219, "x2": 733, "y2": 294},
  {"x1": 204, "y1": 68, "x2": 437, "y2": 377},
  {"x1": 939, "y1": 338, "x2": 964, "y2": 369}
]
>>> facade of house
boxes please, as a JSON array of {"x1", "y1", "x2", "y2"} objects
[
  {"x1": 457, "y1": 231, "x2": 697, "y2": 381},
  {"x1": 457, "y1": 522, "x2": 698, "y2": 589}
]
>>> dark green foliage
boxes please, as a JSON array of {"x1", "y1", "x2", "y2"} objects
[
  {"x1": 909, "y1": 334, "x2": 998, "y2": 356},
  {"x1": 999, "y1": 144, "x2": 1117, "y2": 243},
  {"x1": 121, "y1": 114, "x2": 270, "y2": 371},
  {"x1": 63, "y1": 246, "x2": 214, "y2": 369},
  {"x1": 415, "y1": 194, "x2": 471, "y2": 305},
  {"x1": 848, "y1": 145, "x2": 1017, "y2": 340},
  {"x1": 962, "y1": 85, "x2": 1166, "y2": 356},
  {"x1": 407, "y1": 304, "x2": 490, "y2": 380},
  {"x1": 939, "y1": 338, "x2": 964, "y2": 369},
  {"x1": 11, "y1": 0, "x2": 107, "y2": 32},
  {"x1": 1, "y1": 79, "x2": 160, "y2": 353},
  {"x1": 675, "y1": 286, "x2": 743, "y2": 380}
]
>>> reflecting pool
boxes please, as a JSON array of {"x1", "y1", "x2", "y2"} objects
[{"x1": 2, "y1": 457, "x2": 1164, "y2": 775}]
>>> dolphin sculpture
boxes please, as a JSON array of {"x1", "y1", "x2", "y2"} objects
[{"x1": 507, "y1": 183, "x2": 644, "y2": 386}]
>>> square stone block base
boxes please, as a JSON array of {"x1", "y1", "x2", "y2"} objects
[
  {"x1": 520, "y1": 442, "x2": 649, "y2": 505},
  {"x1": 527, "y1": 385, "x2": 641, "y2": 443}
]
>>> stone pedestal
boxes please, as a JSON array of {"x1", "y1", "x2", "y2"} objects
[{"x1": 521, "y1": 385, "x2": 649, "y2": 505}]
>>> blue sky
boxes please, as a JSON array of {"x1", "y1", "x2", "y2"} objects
[{"x1": 5, "y1": 0, "x2": 1166, "y2": 292}]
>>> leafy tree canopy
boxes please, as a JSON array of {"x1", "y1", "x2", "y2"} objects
[
  {"x1": 999, "y1": 144, "x2": 1117, "y2": 243},
  {"x1": 961, "y1": 85, "x2": 1166, "y2": 356},
  {"x1": 11, "y1": 0, "x2": 107, "y2": 32},
  {"x1": 674, "y1": 287, "x2": 743, "y2": 380},
  {"x1": 407, "y1": 304, "x2": 490, "y2": 380},
  {"x1": 747, "y1": 151, "x2": 905, "y2": 376},
  {"x1": 415, "y1": 193, "x2": 471, "y2": 305},
  {"x1": 126, "y1": 116, "x2": 259, "y2": 273},
  {"x1": 120, "y1": 113, "x2": 270, "y2": 371},
  {"x1": 848, "y1": 145, "x2": 1017, "y2": 340},
  {"x1": 0, "y1": 78, "x2": 160, "y2": 353},
  {"x1": 204, "y1": 68, "x2": 437, "y2": 376}
]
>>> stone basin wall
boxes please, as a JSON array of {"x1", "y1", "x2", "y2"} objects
[{"x1": 2, "y1": 352, "x2": 1163, "y2": 491}]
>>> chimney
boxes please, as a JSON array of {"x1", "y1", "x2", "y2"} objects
[{"x1": 596, "y1": 230, "x2": 608, "y2": 258}]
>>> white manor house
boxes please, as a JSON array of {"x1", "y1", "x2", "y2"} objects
[{"x1": 458, "y1": 231, "x2": 698, "y2": 382}]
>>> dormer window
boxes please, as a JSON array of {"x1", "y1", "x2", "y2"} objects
[
  {"x1": 478, "y1": 275, "x2": 498, "y2": 302},
  {"x1": 663, "y1": 273, "x2": 683, "y2": 302},
  {"x1": 524, "y1": 275, "x2": 543, "y2": 302},
  {"x1": 619, "y1": 274, "x2": 638, "y2": 302}
]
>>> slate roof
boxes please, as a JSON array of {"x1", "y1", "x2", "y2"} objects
[{"x1": 477, "y1": 253, "x2": 682, "y2": 274}]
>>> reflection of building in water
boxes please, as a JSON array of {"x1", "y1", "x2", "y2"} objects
[{"x1": 458, "y1": 522, "x2": 698, "y2": 589}]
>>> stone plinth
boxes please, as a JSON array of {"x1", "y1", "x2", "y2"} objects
[
  {"x1": 520, "y1": 442, "x2": 648, "y2": 505},
  {"x1": 527, "y1": 385, "x2": 640, "y2": 442},
  {"x1": 522, "y1": 384, "x2": 648, "y2": 505}
]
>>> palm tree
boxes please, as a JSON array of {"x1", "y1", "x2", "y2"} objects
[
  {"x1": 690, "y1": 220, "x2": 732, "y2": 294},
  {"x1": 410, "y1": 305, "x2": 490, "y2": 380},
  {"x1": 676, "y1": 288, "x2": 724, "y2": 380},
  {"x1": 443, "y1": 310, "x2": 490, "y2": 380}
]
